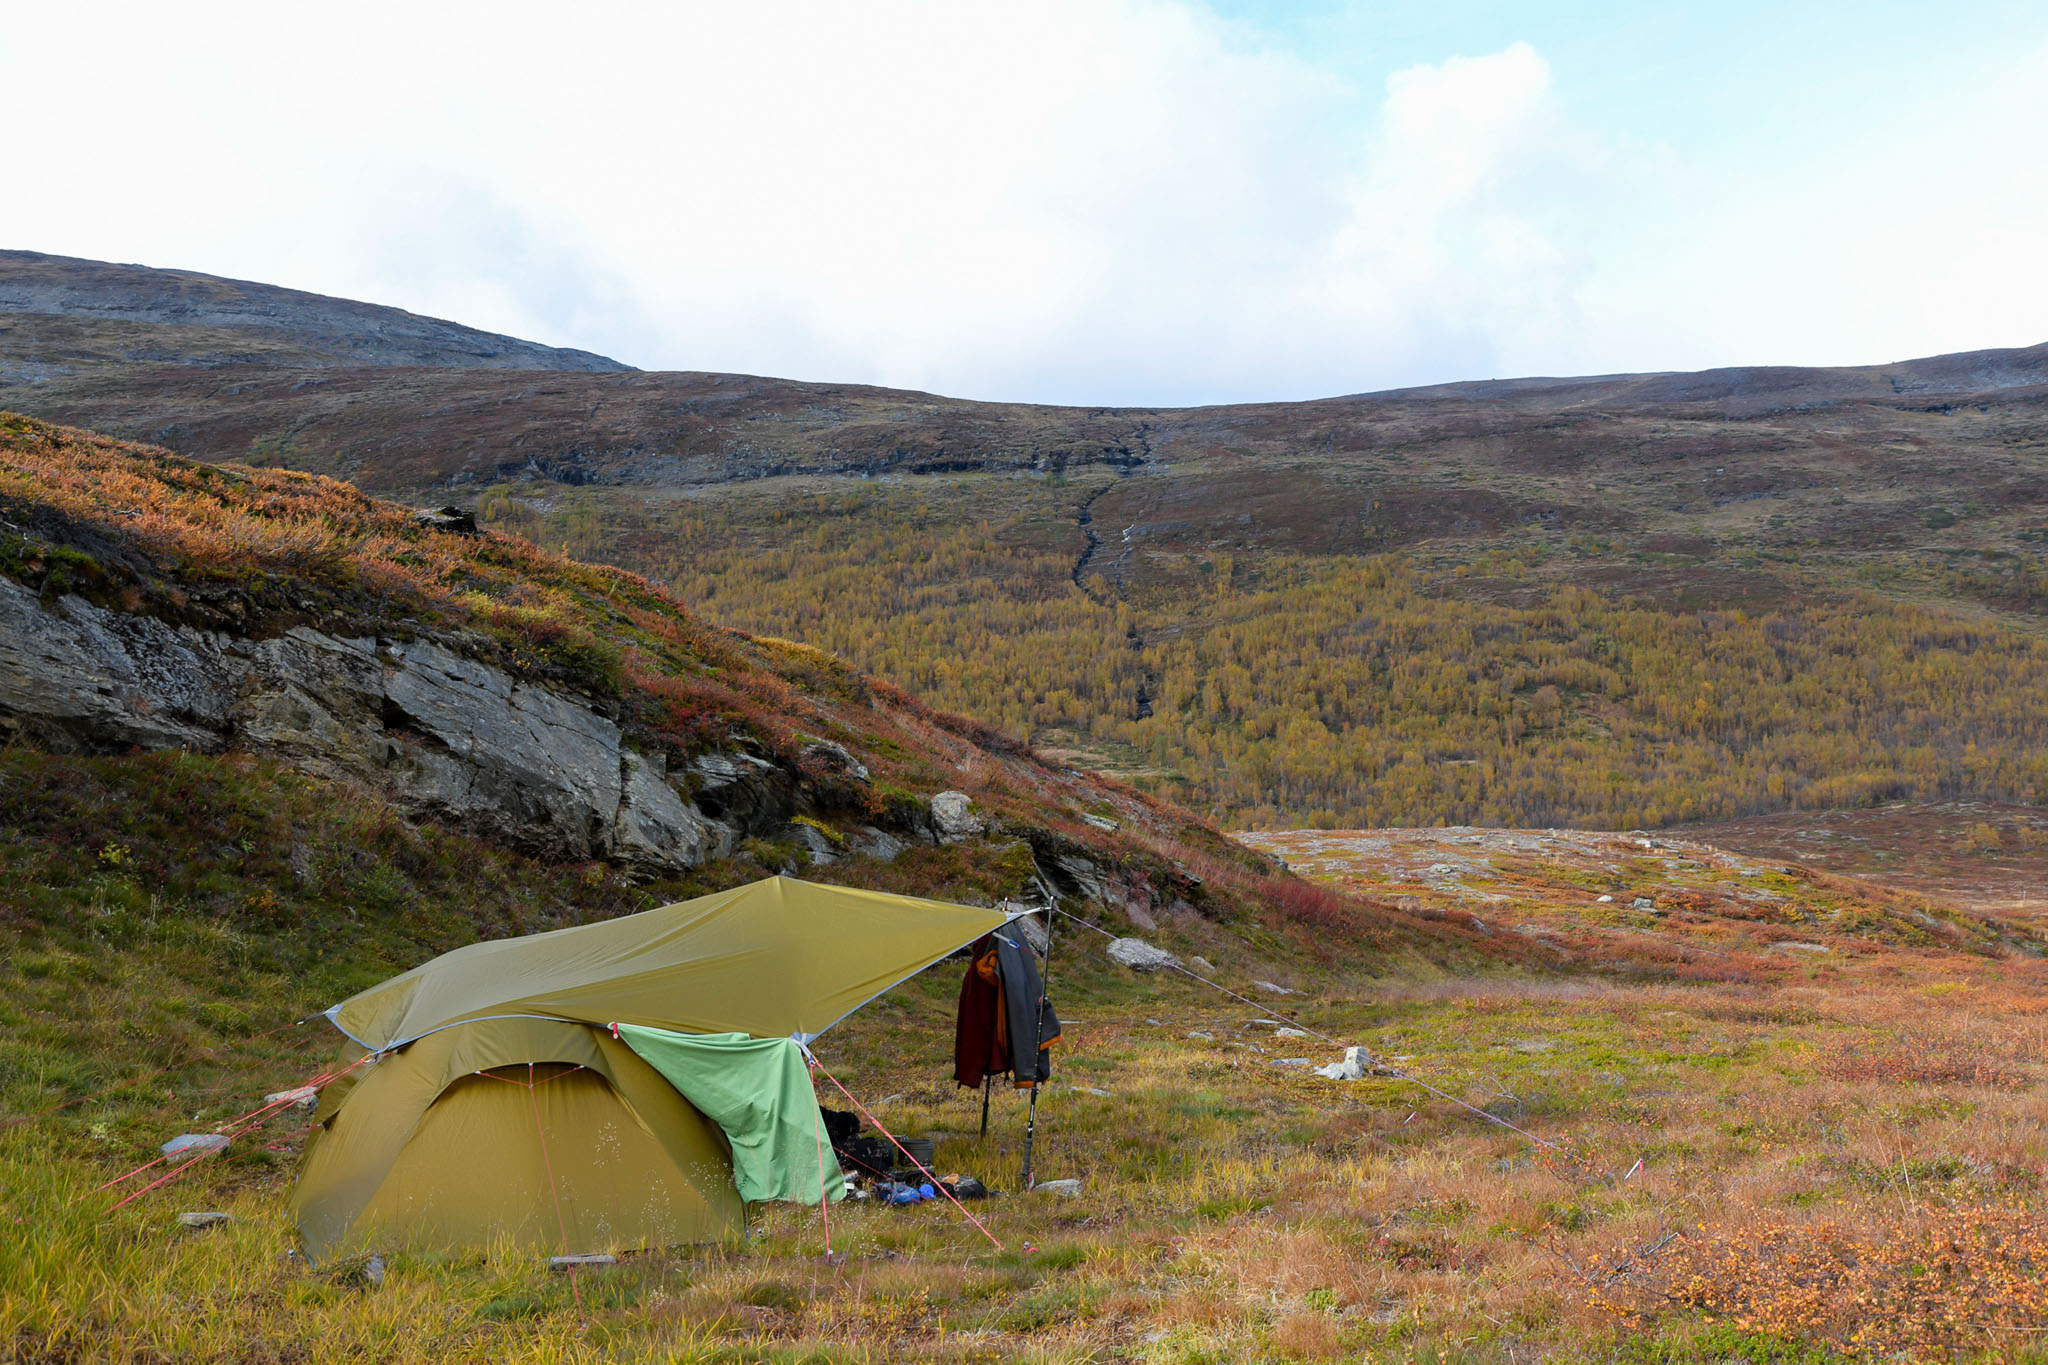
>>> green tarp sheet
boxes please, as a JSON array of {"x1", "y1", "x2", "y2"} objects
[{"x1": 616, "y1": 1026, "x2": 846, "y2": 1206}]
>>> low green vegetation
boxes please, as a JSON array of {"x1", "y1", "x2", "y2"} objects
[{"x1": 6, "y1": 755, "x2": 2047, "y2": 1361}]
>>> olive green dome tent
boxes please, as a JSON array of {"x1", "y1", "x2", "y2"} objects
[{"x1": 289, "y1": 877, "x2": 1013, "y2": 1261}]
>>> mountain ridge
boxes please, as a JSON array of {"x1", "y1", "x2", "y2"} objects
[{"x1": 0, "y1": 249, "x2": 630, "y2": 376}]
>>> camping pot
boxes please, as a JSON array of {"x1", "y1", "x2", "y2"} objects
[{"x1": 898, "y1": 1137, "x2": 935, "y2": 1169}]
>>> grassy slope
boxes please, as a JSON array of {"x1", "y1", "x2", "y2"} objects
[
  {"x1": 6, "y1": 748, "x2": 2048, "y2": 1362},
  {"x1": 2, "y1": 421, "x2": 2047, "y2": 1361}
]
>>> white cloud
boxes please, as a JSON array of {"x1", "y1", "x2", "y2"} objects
[{"x1": 2, "y1": 3, "x2": 2043, "y2": 403}]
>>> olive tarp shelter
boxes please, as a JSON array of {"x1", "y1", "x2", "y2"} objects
[{"x1": 289, "y1": 877, "x2": 1014, "y2": 1261}]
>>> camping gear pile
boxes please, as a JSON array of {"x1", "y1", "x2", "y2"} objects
[{"x1": 818, "y1": 1106, "x2": 991, "y2": 1204}]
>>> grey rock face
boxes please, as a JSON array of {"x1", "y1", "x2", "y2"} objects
[
  {"x1": 689, "y1": 751, "x2": 790, "y2": 835},
  {"x1": 801, "y1": 739, "x2": 869, "y2": 783},
  {"x1": 0, "y1": 580, "x2": 742, "y2": 872},
  {"x1": 849, "y1": 826, "x2": 906, "y2": 862},
  {"x1": 930, "y1": 791, "x2": 984, "y2": 844},
  {"x1": 614, "y1": 750, "x2": 730, "y2": 870},
  {"x1": 0, "y1": 578, "x2": 235, "y2": 751},
  {"x1": 1106, "y1": 937, "x2": 1180, "y2": 972}
]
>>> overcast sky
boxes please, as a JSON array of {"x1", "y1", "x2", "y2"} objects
[{"x1": 7, "y1": 1, "x2": 2047, "y2": 405}]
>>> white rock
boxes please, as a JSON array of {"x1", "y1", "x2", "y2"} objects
[
  {"x1": 930, "y1": 791, "x2": 985, "y2": 844},
  {"x1": 1251, "y1": 980, "x2": 1298, "y2": 996},
  {"x1": 1272, "y1": 1058, "x2": 1312, "y2": 1068},
  {"x1": 1313, "y1": 1046, "x2": 1370, "y2": 1081},
  {"x1": 1189, "y1": 955, "x2": 1217, "y2": 976},
  {"x1": 178, "y1": 1211, "x2": 231, "y2": 1229},
  {"x1": 264, "y1": 1086, "x2": 319, "y2": 1113},
  {"x1": 1187, "y1": 1030, "x2": 1214, "y2": 1041},
  {"x1": 1081, "y1": 812, "x2": 1121, "y2": 832},
  {"x1": 161, "y1": 1133, "x2": 230, "y2": 1161},
  {"x1": 1107, "y1": 937, "x2": 1180, "y2": 972},
  {"x1": 1032, "y1": 1178, "x2": 1083, "y2": 1197},
  {"x1": 1595, "y1": 894, "x2": 1614, "y2": 903},
  {"x1": 1273, "y1": 1027, "x2": 1308, "y2": 1039}
]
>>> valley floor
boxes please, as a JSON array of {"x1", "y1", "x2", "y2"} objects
[{"x1": 8, "y1": 815, "x2": 2048, "y2": 1361}]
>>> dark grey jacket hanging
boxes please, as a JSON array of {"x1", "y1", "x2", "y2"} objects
[{"x1": 993, "y1": 930, "x2": 1061, "y2": 1084}]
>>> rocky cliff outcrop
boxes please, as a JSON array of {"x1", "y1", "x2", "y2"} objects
[{"x1": 0, "y1": 576, "x2": 731, "y2": 871}]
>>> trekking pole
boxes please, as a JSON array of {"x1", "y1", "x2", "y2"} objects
[
  {"x1": 1019, "y1": 906, "x2": 1055, "y2": 1191},
  {"x1": 980, "y1": 1074, "x2": 991, "y2": 1138}
]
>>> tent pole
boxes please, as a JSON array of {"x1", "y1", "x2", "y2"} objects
[
  {"x1": 1019, "y1": 906, "x2": 1055, "y2": 1191},
  {"x1": 980, "y1": 1073, "x2": 991, "y2": 1139}
]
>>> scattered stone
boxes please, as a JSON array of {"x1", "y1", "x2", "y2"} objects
[
  {"x1": 1187, "y1": 1030, "x2": 1214, "y2": 1041},
  {"x1": 1251, "y1": 980, "x2": 1298, "y2": 996},
  {"x1": 1314, "y1": 1046, "x2": 1370, "y2": 1081},
  {"x1": 1081, "y1": 812, "x2": 1120, "y2": 832},
  {"x1": 1107, "y1": 937, "x2": 1180, "y2": 972},
  {"x1": 1631, "y1": 897, "x2": 1656, "y2": 911},
  {"x1": 161, "y1": 1133, "x2": 230, "y2": 1161},
  {"x1": 548, "y1": 1253, "x2": 617, "y2": 1270},
  {"x1": 1272, "y1": 1058, "x2": 1312, "y2": 1068},
  {"x1": 1123, "y1": 899, "x2": 1159, "y2": 932},
  {"x1": 264, "y1": 1086, "x2": 319, "y2": 1113},
  {"x1": 1273, "y1": 1027, "x2": 1308, "y2": 1039},
  {"x1": 361, "y1": 1254, "x2": 386, "y2": 1287},
  {"x1": 1032, "y1": 1178, "x2": 1083, "y2": 1197},
  {"x1": 1595, "y1": 894, "x2": 1614, "y2": 903},
  {"x1": 1250, "y1": 1018, "x2": 1284, "y2": 1027},
  {"x1": 1070, "y1": 1085, "x2": 1114, "y2": 1097},
  {"x1": 178, "y1": 1211, "x2": 232, "y2": 1230},
  {"x1": 411, "y1": 505, "x2": 477, "y2": 535},
  {"x1": 1189, "y1": 955, "x2": 1217, "y2": 976},
  {"x1": 929, "y1": 791, "x2": 985, "y2": 844}
]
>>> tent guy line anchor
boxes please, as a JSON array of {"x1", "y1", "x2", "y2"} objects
[{"x1": 86, "y1": 1050, "x2": 380, "y2": 1212}]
